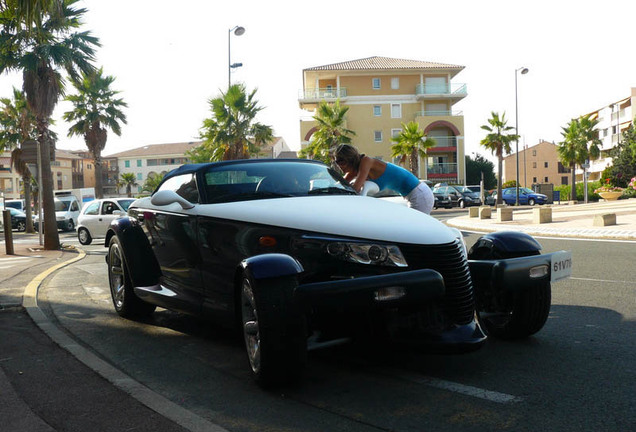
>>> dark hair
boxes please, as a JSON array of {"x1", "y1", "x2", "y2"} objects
[{"x1": 334, "y1": 144, "x2": 363, "y2": 170}]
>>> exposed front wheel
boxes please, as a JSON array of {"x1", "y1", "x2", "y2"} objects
[
  {"x1": 16, "y1": 221, "x2": 26, "y2": 232},
  {"x1": 478, "y1": 280, "x2": 551, "y2": 340},
  {"x1": 107, "y1": 236, "x2": 155, "y2": 318},
  {"x1": 240, "y1": 271, "x2": 307, "y2": 388},
  {"x1": 459, "y1": 200, "x2": 465, "y2": 209},
  {"x1": 528, "y1": 198, "x2": 536, "y2": 206},
  {"x1": 66, "y1": 219, "x2": 75, "y2": 232},
  {"x1": 78, "y1": 227, "x2": 92, "y2": 245}
]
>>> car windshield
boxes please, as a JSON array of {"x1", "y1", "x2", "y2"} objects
[
  {"x1": 118, "y1": 199, "x2": 135, "y2": 211},
  {"x1": 520, "y1": 187, "x2": 534, "y2": 194},
  {"x1": 54, "y1": 199, "x2": 70, "y2": 211},
  {"x1": 202, "y1": 161, "x2": 356, "y2": 204}
]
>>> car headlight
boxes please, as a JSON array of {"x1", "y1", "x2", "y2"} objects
[{"x1": 326, "y1": 242, "x2": 408, "y2": 267}]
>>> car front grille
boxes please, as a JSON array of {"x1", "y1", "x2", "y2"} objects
[{"x1": 399, "y1": 240, "x2": 475, "y2": 325}]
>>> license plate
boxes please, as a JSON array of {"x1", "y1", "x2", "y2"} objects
[{"x1": 550, "y1": 250, "x2": 573, "y2": 282}]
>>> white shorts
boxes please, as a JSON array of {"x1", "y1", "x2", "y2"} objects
[{"x1": 406, "y1": 183, "x2": 434, "y2": 214}]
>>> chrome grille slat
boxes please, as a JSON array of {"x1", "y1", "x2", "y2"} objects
[{"x1": 399, "y1": 240, "x2": 475, "y2": 325}]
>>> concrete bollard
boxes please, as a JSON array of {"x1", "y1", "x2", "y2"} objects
[
  {"x1": 533, "y1": 207, "x2": 552, "y2": 224},
  {"x1": 593, "y1": 213, "x2": 616, "y2": 227},
  {"x1": 497, "y1": 207, "x2": 513, "y2": 222},
  {"x1": 469, "y1": 207, "x2": 479, "y2": 218},
  {"x1": 479, "y1": 206, "x2": 491, "y2": 219}
]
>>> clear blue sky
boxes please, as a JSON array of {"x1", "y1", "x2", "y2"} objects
[{"x1": 1, "y1": 0, "x2": 634, "y2": 162}]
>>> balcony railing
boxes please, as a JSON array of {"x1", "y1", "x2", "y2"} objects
[
  {"x1": 426, "y1": 162, "x2": 458, "y2": 175},
  {"x1": 428, "y1": 136, "x2": 460, "y2": 148},
  {"x1": 299, "y1": 88, "x2": 347, "y2": 100},
  {"x1": 415, "y1": 110, "x2": 463, "y2": 117},
  {"x1": 415, "y1": 83, "x2": 467, "y2": 96}
]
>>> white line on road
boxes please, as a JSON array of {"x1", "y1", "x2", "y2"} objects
[
  {"x1": 381, "y1": 369, "x2": 523, "y2": 404},
  {"x1": 569, "y1": 277, "x2": 636, "y2": 285}
]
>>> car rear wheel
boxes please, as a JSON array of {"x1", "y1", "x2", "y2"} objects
[
  {"x1": 459, "y1": 199, "x2": 465, "y2": 209},
  {"x1": 240, "y1": 270, "x2": 306, "y2": 388},
  {"x1": 107, "y1": 236, "x2": 155, "y2": 318},
  {"x1": 65, "y1": 219, "x2": 75, "y2": 232},
  {"x1": 16, "y1": 221, "x2": 26, "y2": 232},
  {"x1": 78, "y1": 227, "x2": 92, "y2": 245}
]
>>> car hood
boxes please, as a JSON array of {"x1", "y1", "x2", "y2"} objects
[{"x1": 136, "y1": 195, "x2": 458, "y2": 245}]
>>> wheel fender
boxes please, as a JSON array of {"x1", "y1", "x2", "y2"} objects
[
  {"x1": 468, "y1": 231, "x2": 542, "y2": 260},
  {"x1": 105, "y1": 216, "x2": 161, "y2": 287},
  {"x1": 241, "y1": 253, "x2": 304, "y2": 281}
]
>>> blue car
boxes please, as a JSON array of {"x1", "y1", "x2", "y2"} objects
[{"x1": 501, "y1": 187, "x2": 548, "y2": 205}]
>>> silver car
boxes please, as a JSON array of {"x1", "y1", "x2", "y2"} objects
[{"x1": 77, "y1": 198, "x2": 135, "y2": 245}]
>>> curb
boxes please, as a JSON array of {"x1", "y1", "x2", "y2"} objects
[{"x1": 22, "y1": 248, "x2": 229, "y2": 432}]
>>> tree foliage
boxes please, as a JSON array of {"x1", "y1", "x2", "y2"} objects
[
  {"x1": 64, "y1": 67, "x2": 127, "y2": 198},
  {"x1": 390, "y1": 121, "x2": 435, "y2": 176},
  {"x1": 600, "y1": 123, "x2": 636, "y2": 187},
  {"x1": 118, "y1": 172, "x2": 137, "y2": 197},
  {"x1": 465, "y1": 154, "x2": 497, "y2": 190},
  {"x1": 299, "y1": 99, "x2": 355, "y2": 164},
  {"x1": 195, "y1": 84, "x2": 273, "y2": 161}
]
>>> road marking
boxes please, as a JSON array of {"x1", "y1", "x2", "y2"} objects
[
  {"x1": 0, "y1": 256, "x2": 34, "y2": 262},
  {"x1": 570, "y1": 277, "x2": 636, "y2": 285},
  {"x1": 381, "y1": 369, "x2": 523, "y2": 404}
]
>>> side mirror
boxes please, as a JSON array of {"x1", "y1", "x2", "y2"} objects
[
  {"x1": 112, "y1": 210, "x2": 123, "y2": 216},
  {"x1": 151, "y1": 190, "x2": 194, "y2": 209}
]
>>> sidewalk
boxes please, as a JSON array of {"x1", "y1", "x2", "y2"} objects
[
  {"x1": 1, "y1": 199, "x2": 635, "y2": 430},
  {"x1": 446, "y1": 198, "x2": 636, "y2": 240}
]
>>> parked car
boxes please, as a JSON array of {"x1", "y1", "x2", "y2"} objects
[
  {"x1": 501, "y1": 187, "x2": 548, "y2": 205},
  {"x1": 77, "y1": 198, "x2": 135, "y2": 245},
  {"x1": 433, "y1": 191, "x2": 452, "y2": 209},
  {"x1": 484, "y1": 190, "x2": 497, "y2": 206},
  {"x1": 105, "y1": 159, "x2": 572, "y2": 388},
  {"x1": 432, "y1": 185, "x2": 482, "y2": 208},
  {"x1": 1, "y1": 207, "x2": 27, "y2": 231}
]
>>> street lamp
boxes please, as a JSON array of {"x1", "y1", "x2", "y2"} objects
[
  {"x1": 515, "y1": 66, "x2": 529, "y2": 206},
  {"x1": 228, "y1": 25, "x2": 245, "y2": 88}
]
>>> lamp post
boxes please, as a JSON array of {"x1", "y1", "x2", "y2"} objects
[
  {"x1": 515, "y1": 67, "x2": 529, "y2": 206},
  {"x1": 228, "y1": 25, "x2": 245, "y2": 88}
]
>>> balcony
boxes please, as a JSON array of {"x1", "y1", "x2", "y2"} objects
[
  {"x1": 299, "y1": 88, "x2": 348, "y2": 104},
  {"x1": 426, "y1": 163, "x2": 458, "y2": 181},
  {"x1": 415, "y1": 110, "x2": 463, "y2": 118},
  {"x1": 415, "y1": 83, "x2": 467, "y2": 102},
  {"x1": 427, "y1": 136, "x2": 462, "y2": 152}
]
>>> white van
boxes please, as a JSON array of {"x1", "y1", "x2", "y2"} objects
[{"x1": 34, "y1": 195, "x2": 81, "y2": 232}]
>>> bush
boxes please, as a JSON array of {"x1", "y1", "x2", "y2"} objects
[{"x1": 555, "y1": 181, "x2": 605, "y2": 201}]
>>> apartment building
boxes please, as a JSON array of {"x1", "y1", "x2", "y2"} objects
[
  {"x1": 502, "y1": 140, "x2": 571, "y2": 188},
  {"x1": 299, "y1": 56, "x2": 467, "y2": 183},
  {"x1": 578, "y1": 87, "x2": 635, "y2": 182}
]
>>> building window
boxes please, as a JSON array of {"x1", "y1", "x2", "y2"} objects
[
  {"x1": 544, "y1": 162, "x2": 548, "y2": 168},
  {"x1": 391, "y1": 77, "x2": 399, "y2": 89},
  {"x1": 125, "y1": 160, "x2": 130, "y2": 168},
  {"x1": 391, "y1": 104, "x2": 401, "y2": 118},
  {"x1": 137, "y1": 173, "x2": 142, "y2": 180},
  {"x1": 374, "y1": 131, "x2": 383, "y2": 142},
  {"x1": 391, "y1": 129, "x2": 402, "y2": 139},
  {"x1": 532, "y1": 150, "x2": 537, "y2": 156},
  {"x1": 532, "y1": 162, "x2": 537, "y2": 168},
  {"x1": 373, "y1": 105, "x2": 382, "y2": 116},
  {"x1": 544, "y1": 177, "x2": 549, "y2": 183},
  {"x1": 561, "y1": 176, "x2": 568, "y2": 185},
  {"x1": 372, "y1": 78, "x2": 381, "y2": 89},
  {"x1": 137, "y1": 159, "x2": 142, "y2": 167},
  {"x1": 533, "y1": 177, "x2": 537, "y2": 183}
]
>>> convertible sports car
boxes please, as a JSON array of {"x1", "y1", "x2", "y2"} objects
[{"x1": 105, "y1": 159, "x2": 572, "y2": 387}]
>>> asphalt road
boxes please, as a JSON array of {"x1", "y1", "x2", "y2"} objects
[{"x1": 32, "y1": 227, "x2": 636, "y2": 431}]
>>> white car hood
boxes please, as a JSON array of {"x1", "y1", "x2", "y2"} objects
[{"x1": 138, "y1": 195, "x2": 457, "y2": 245}]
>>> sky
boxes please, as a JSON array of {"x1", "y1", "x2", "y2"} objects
[{"x1": 1, "y1": 0, "x2": 635, "y2": 162}]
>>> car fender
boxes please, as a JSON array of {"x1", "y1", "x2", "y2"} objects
[
  {"x1": 105, "y1": 216, "x2": 161, "y2": 287},
  {"x1": 240, "y1": 253, "x2": 304, "y2": 281},
  {"x1": 468, "y1": 231, "x2": 542, "y2": 260}
]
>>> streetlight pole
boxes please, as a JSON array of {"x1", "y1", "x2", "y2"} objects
[
  {"x1": 515, "y1": 66, "x2": 529, "y2": 206},
  {"x1": 228, "y1": 25, "x2": 245, "y2": 88}
]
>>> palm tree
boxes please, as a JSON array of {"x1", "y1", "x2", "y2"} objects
[
  {"x1": 390, "y1": 121, "x2": 436, "y2": 176},
  {"x1": 118, "y1": 173, "x2": 137, "y2": 197},
  {"x1": 197, "y1": 83, "x2": 273, "y2": 161},
  {"x1": 141, "y1": 172, "x2": 163, "y2": 194},
  {"x1": 63, "y1": 67, "x2": 127, "y2": 199},
  {"x1": 299, "y1": 99, "x2": 355, "y2": 164},
  {"x1": 0, "y1": 87, "x2": 37, "y2": 232},
  {"x1": 480, "y1": 112, "x2": 519, "y2": 205},
  {"x1": 0, "y1": 0, "x2": 99, "y2": 249},
  {"x1": 557, "y1": 114, "x2": 601, "y2": 201}
]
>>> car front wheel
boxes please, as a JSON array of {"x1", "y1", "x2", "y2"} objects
[
  {"x1": 240, "y1": 270, "x2": 307, "y2": 388},
  {"x1": 16, "y1": 221, "x2": 26, "y2": 232},
  {"x1": 78, "y1": 227, "x2": 92, "y2": 245},
  {"x1": 459, "y1": 199, "x2": 465, "y2": 209},
  {"x1": 528, "y1": 198, "x2": 536, "y2": 206},
  {"x1": 65, "y1": 219, "x2": 75, "y2": 232},
  {"x1": 107, "y1": 236, "x2": 155, "y2": 318}
]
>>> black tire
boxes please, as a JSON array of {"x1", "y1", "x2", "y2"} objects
[
  {"x1": 459, "y1": 199, "x2": 465, "y2": 209},
  {"x1": 78, "y1": 227, "x2": 92, "y2": 245},
  {"x1": 528, "y1": 198, "x2": 536, "y2": 206},
  {"x1": 16, "y1": 221, "x2": 26, "y2": 232},
  {"x1": 107, "y1": 236, "x2": 156, "y2": 318},
  {"x1": 478, "y1": 280, "x2": 551, "y2": 340},
  {"x1": 240, "y1": 270, "x2": 307, "y2": 388}
]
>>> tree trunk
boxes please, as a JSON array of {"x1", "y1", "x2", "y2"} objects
[
  {"x1": 94, "y1": 153, "x2": 103, "y2": 199},
  {"x1": 571, "y1": 163, "x2": 576, "y2": 201},
  {"x1": 23, "y1": 176, "x2": 35, "y2": 233},
  {"x1": 410, "y1": 149, "x2": 419, "y2": 177},
  {"x1": 496, "y1": 155, "x2": 504, "y2": 205},
  {"x1": 39, "y1": 124, "x2": 60, "y2": 250}
]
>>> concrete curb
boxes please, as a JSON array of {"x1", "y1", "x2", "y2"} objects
[{"x1": 22, "y1": 248, "x2": 229, "y2": 432}]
